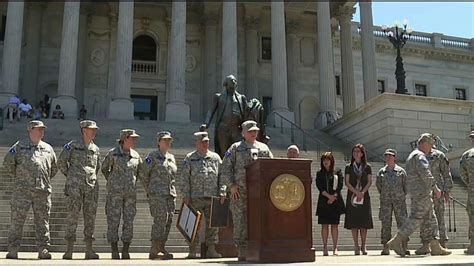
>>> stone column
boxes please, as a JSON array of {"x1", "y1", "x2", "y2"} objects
[
  {"x1": 22, "y1": 3, "x2": 44, "y2": 104},
  {"x1": 0, "y1": 2, "x2": 24, "y2": 104},
  {"x1": 268, "y1": 1, "x2": 294, "y2": 126},
  {"x1": 244, "y1": 13, "x2": 260, "y2": 100},
  {"x1": 222, "y1": 1, "x2": 237, "y2": 82},
  {"x1": 339, "y1": 7, "x2": 356, "y2": 114},
  {"x1": 51, "y1": 1, "x2": 80, "y2": 118},
  {"x1": 201, "y1": 5, "x2": 218, "y2": 118},
  {"x1": 315, "y1": 1, "x2": 337, "y2": 128},
  {"x1": 108, "y1": 1, "x2": 134, "y2": 119},
  {"x1": 360, "y1": 0, "x2": 378, "y2": 102},
  {"x1": 165, "y1": 1, "x2": 190, "y2": 122},
  {"x1": 286, "y1": 19, "x2": 299, "y2": 115}
]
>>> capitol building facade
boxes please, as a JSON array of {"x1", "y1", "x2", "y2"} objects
[{"x1": 0, "y1": 1, "x2": 472, "y2": 155}]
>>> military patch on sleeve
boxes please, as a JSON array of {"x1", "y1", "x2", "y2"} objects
[
  {"x1": 145, "y1": 156, "x2": 152, "y2": 165},
  {"x1": 183, "y1": 159, "x2": 187, "y2": 166},
  {"x1": 8, "y1": 146, "x2": 16, "y2": 155},
  {"x1": 224, "y1": 150, "x2": 231, "y2": 158},
  {"x1": 419, "y1": 155, "x2": 429, "y2": 167},
  {"x1": 64, "y1": 142, "x2": 72, "y2": 151}
]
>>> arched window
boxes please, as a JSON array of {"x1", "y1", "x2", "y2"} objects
[{"x1": 132, "y1": 35, "x2": 156, "y2": 61}]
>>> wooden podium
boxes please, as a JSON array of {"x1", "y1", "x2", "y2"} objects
[{"x1": 246, "y1": 158, "x2": 315, "y2": 263}]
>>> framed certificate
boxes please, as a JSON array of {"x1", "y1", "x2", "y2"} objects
[
  {"x1": 176, "y1": 201, "x2": 202, "y2": 243},
  {"x1": 209, "y1": 196, "x2": 229, "y2": 228}
]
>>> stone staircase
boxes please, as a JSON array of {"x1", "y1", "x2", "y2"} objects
[{"x1": 0, "y1": 119, "x2": 470, "y2": 253}]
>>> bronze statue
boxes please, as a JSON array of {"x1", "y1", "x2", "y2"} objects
[{"x1": 200, "y1": 75, "x2": 248, "y2": 157}]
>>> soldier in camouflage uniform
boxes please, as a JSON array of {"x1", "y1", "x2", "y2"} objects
[
  {"x1": 460, "y1": 131, "x2": 474, "y2": 255},
  {"x1": 220, "y1": 120, "x2": 273, "y2": 261},
  {"x1": 416, "y1": 146, "x2": 454, "y2": 254},
  {"x1": 142, "y1": 131, "x2": 177, "y2": 260},
  {"x1": 102, "y1": 129, "x2": 143, "y2": 259},
  {"x1": 376, "y1": 148, "x2": 409, "y2": 255},
  {"x1": 3, "y1": 120, "x2": 58, "y2": 259},
  {"x1": 58, "y1": 120, "x2": 100, "y2": 260},
  {"x1": 179, "y1": 132, "x2": 223, "y2": 259},
  {"x1": 388, "y1": 133, "x2": 451, "y2": 257}
]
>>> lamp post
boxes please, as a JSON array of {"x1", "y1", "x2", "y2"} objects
[{"x1": 382, "y1": 19, "x2": 412, "y2": 94}]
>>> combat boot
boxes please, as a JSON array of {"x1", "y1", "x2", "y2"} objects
[
  {"x1": 111, "y1": 241, "x2": 120, "y2": 259},
  {"x1": 6, "y1": 246, "x2": 18, "y2": 259},
  {"x1": 62, "y1": 240, "x2": 74, "y2": 259},
  {"x1": 206, "y1": 244, "x2": 222, "y2": 258},
  {"x1": 465, "y1": 239, "x2": 474, "y2": 255},
  {"x1": 122, "y1": 242, "x2": 131, "y2": 259},
  {"x1": 237, "y1": 245, "x2": 247, "y2": 261},
  {"x1": 149, "y1": 240, "x2": 160, "y2": 259},
  {"x1": 414, "y1": 242, "x2": 430, "y2": 255},
  {"x1": 38, "y1": 248, "x2": 52, "y2": 259},
  {"x1": 85, "y1": 240, "x2": 99, "y2": 259},
  {"x1": 387, "y1": 233, "x2": 406, "y2": 257},
  {"x1": 381, "y1": 244, "x2": 390, "y2": 255},
  {"x1": 185, "y1": 243, "x2": 198, "y2": 259},
  {"x1": 158, "y1": 241, "x2": 173, "y2": 260},
  {"x1": 430, "y1": 239, "x2": 451, "y2": 256}
]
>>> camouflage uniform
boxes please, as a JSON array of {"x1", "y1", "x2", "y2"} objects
[
  {"x1": 460, "y1": 147, "x2": 474, "y2": 241},
  {"x1": 179, "y1": 149, "x2": 222, "y2": 245},
  {"x1": 220, "y1": 140, "x2": 273, "y2": 249},
  {"x1": 3, "y1": 135, "x2": 58, "y2": 253},
  {"x1": 58, "y1": 139, "x2": 100, "y2": 242},
  {"x1": 398, "y1": 149, "x2": 439, "y2": 240},
  {"x1": 101, "y1": 145, "x2": 143, "y2": 243},
  {"x1": 142, "y1": 150, "x2": 177, "y2": 242},
  {"x1": 376, "y1": 164, "x2": 408, "y2": 244},
  {"x1": 419, "y1": 149, "x2": 453, "y2": 244}
]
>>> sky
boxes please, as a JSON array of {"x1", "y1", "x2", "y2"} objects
[{"x1": 353, "y1": 2, "x2": 473, "y2": 39}]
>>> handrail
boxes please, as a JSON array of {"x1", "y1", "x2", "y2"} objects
[
  {"x1": 272, "y1": 112, "x2": 332, "y2": 157},
  {"x1": 449, "y1": 195, "x2": 467, "y2": 209}
]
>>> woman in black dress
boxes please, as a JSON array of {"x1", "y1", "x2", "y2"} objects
[
  {"x1": 316, "y1": 152, "x2": 345, "y2": 256},
  {"x1": 344, "y1": 144, "x2": 373, "y2": 255}
]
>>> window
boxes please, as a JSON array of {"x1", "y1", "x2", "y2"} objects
[
  {"x1": 132, "y1": 35, "x2": 157, "y2": 61},
  {"x1": 455, "y1": 88, "x2": 466, "y2": 100},
  {"x1": 131, "y1": 95, "x2": 158, "y2": 120},
  {"x1": 261, "y1": 37, "x2": 271, "y2": 60},
  {"x1": 415, "y1": 84, "x2": 427, "y2": 96},
  {"x1": 377, "y1": 80, "x2": 385, "y2": 93},
  {"x1": 335, "y1": 75, "x2": 341, "y2": 96},
  {"x1": 1, "y1": 15, "x2": 6, "y2": 41}
]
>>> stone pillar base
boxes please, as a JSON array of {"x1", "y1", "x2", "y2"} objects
[
  {"x1": 108, "y1": 98, "x2": 134, "y2": 120},
  {"x1": 267, "y1": 109, "x2": 294, "y2": 128},
  {"x1": 315, "y1": 111, "x2": 338, "y2": 129},
  {"x1": 50, "y1": 96, "x2": 78, "y2": 119},
  {"x1": 165, "y1": 102, "x2": 190, "y2": 122}
]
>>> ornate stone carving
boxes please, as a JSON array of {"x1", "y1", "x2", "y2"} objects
[
  {"x1": 186, "y1": 54, "x2": 197, "y2": 73},
  {"x1": 90, "y1": 48, "x2": 106, "y2": 67},
  {"x1": 140, "y1": 17, "x2": 151, "y2": 30}
]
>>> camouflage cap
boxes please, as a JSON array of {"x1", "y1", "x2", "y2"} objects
[
  {"x1": 27, "y1": 120, "x2": 47, "y2": 130},
  {"x1": 194, "y1": 131, "x2": 209, "y2": 142},
  {"x1": 469, "y1": 131, "x2": 474, "y2": 138},
  {"x1": 417, "y1": 133, "x2": 435, "y2": 145},
  {"x1": 384, "y1": 148, "x2": 397, "y2": 156},
  {"x1": 80, "y1": 120, "x2": 99, "y2": 129},
  {"x1": 118, "y1": 129, "x2": 140, "y2": 141},
  {"x1": 157, "y1": 131, "x2": 173, "y2": 141},
  {"x1": 242, "y1": 120, "x2": 260, "y2": 132}
]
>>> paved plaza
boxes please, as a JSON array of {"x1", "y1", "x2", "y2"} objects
[{"x1": 0, "y1": 250, "x2": 473, "y2": 265}]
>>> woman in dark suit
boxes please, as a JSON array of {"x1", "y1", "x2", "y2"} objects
[
  {"x1": 344, "y1": 143, "x2": 373, "y2": 255},
  {"x1": 316, "y1": 152, "x2": 345, "y2": 256}
]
